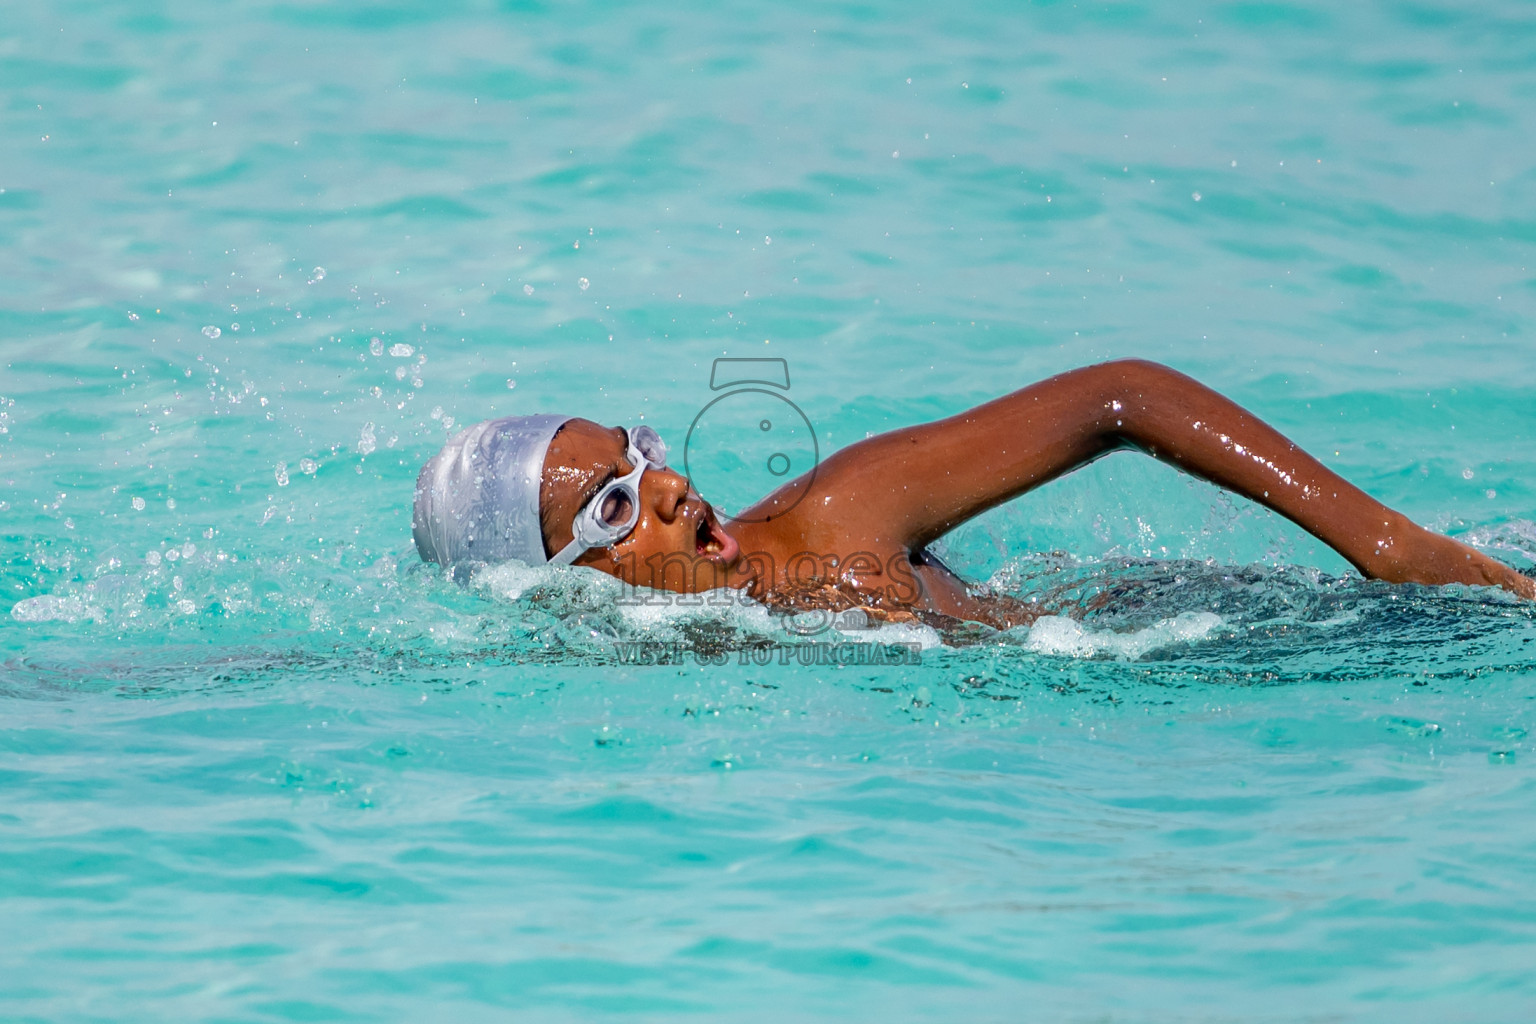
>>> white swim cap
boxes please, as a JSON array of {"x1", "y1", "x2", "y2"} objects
[{"x1": 412, "y1": 414, "x2": 573, "y2": 568}]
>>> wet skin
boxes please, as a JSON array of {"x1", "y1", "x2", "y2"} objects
[{"x1": 540, "y1": 360, "x2": 1535, "y2": 624}]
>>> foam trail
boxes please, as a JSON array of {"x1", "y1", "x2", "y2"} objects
[{"x1": 1025, "y1": 611, "x2": 1224, "y2": 659}]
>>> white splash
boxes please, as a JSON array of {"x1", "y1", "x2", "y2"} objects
[
  {"x1": 11, "y1": 595, "x2": 101, "y2": 623},
  {"x1": 1025, "y1": 611, "x2": 1224, "y2": 659}
]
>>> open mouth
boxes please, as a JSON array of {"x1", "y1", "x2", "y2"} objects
[{"x1": 693, "y1": 505, "x2": 741, "y2": 564}]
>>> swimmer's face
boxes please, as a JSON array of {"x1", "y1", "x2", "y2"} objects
[{"x1": 540, "y1": 419, "x2": 742, "y2": 592}]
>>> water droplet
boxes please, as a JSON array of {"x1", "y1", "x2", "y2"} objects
[
  {"x1": 369, "y1": 337, "x2": 384, "y2": 356},
  {"x1": 506, "y1": 379, "x2": 517, "y2": 390},
  {"x1": 299, "y1": 457, "x2": 318, "y2": 475},
  {"x1": 275, "y1": 462, "x2": 290, "y2": 486},
  {"x1": 389, "y1": 343, "x2": 414, "y2": 357},
  {"x1": 358, "y1": 422, "x2": 377, "y2": 456},
  {"x1": 312, "y1": 266, "x2": 326, "y2": 280},
  {"x1": 202, "y1": 325, "x2": 221, "y2": 339},
  {"x1": 578, "y1": 277, "x2": 590, "y2": 291},
  {"x1": 131, "y1": 496, "x2": 146, "y2": 511}
]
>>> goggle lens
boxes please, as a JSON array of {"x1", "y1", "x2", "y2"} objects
[
  {"x1": 629, "y1": 425, "x2": 667, "y2": 468},
  {"x1": 597, "y1": 488, "x2": 634, "y2": 529}
]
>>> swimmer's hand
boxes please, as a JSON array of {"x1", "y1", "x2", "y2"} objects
[{"x1": 1363, "y1": 518, "x2": 1536, "y2": 600}]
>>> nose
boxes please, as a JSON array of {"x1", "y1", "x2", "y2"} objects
[{"x1": 646, "y1": 467, "x2": 691, "y2": 522}]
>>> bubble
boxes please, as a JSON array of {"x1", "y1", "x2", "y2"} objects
[
  {"x1": 299, "y1": 458, "x2": 318, "y2": 475},
  {"x1": 506, "y1": 379, "x2": 517, "y2": 390},
  {"x1": 231, "y1": 323, "x2": 240, "y2": 332},
  {"x1": 128, "y1": 312, "x2": 140, "y2": 321},
  {"x1": 165, "y1": 547, "x2": 180, "y2": 562},
  {"x1": 202, "y1": 325, "x2": 221, "y2": 339},
  {"x1": 389, "y1": 343, "x2": 415, "y2": 358},
  {"x1": 394, "y1": 366, "x2": 407, "y2": 380},
  {"x1": 166, "y1": 498, "x2": 177, "y2": 510},
  {"x1": 177, "y1": 599, "x2": 197, "y2": 615},
  {"x1": 764, "y1": 236, "x2": 772, "y2": 245},
  {"x1": 441, "y1": 416, "x2": 455, "y2": 430},
  {"x1": 759, "y1": 419, "x2": 772, "y2": 431},
  {"x1": 131, "y1": 496, "x2": 146, "y2": 511},
  {"x1": 182, "y1": 542, "x2": 196, "y2": 558},
  {"x1": 579, "y1": 277, "x2": 590, "y2": 291},
  {"x1": 275, "y1": 462, "x2": 290, "y2": 486},
  {"x1": 369, "y1": 337, "x2": 384, "y2": 356},
  {"x1": 1192, "y1": 192, "x2": 1203, "y2": 202},
  {"x1": 523, "y1": 284, "x2": 534, "y2": 295},
  {"x1": 312, "y1": 266, "x2": 326, "y2": 280},
  {"x1": 1462, "y1": 468, "x2": 1475, "y2": 480},
  {"x1": 430, "y1": 406, "x2": 443, "y2": 420},
  {"x1": 145, "y1": 550, "x2": 162, "y2": 566},
  {"x1": 358, "y1": 422, "x2": 377, "y2": 456}
]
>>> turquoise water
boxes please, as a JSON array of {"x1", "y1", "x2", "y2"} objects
[{"x1": 6, "y1": 0, "x2": 1536, "y2": 1019}]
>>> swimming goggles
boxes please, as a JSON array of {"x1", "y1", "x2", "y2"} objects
[{"x1": 549, "y1": 425, "x2": 668, "y2": 566}]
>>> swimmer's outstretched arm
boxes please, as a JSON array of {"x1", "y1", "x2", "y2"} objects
[{"x1": 806, "y1": 358, "x2": 1533, "y2": 598}]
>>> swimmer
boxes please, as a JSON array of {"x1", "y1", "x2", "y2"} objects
[{"x1": 413, "y1": 359, "x2": 1534, "y2": 627}]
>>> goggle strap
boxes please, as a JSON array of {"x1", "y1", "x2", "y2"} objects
[{"x1": 549, "y1": 537, "x2": 586, "y2": 566}]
